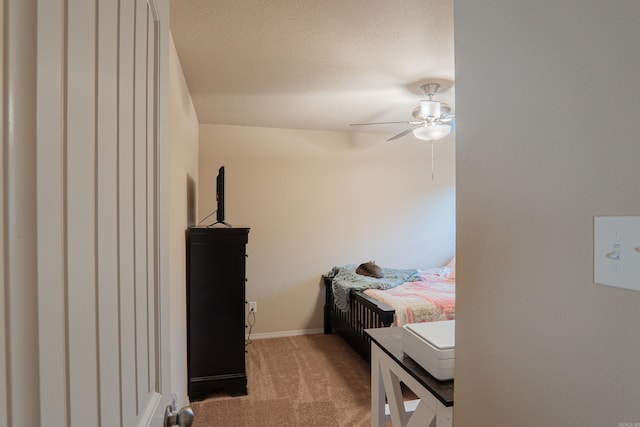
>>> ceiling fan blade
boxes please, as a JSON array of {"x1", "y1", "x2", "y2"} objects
[
  {"x1": 387, "y1": 125, "x2": 423, "y2": 142},
  {"x1": 350, "y1": 121, "x2": 414, "y2": 126}
]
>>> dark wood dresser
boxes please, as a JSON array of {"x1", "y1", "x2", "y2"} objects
[{"x1": 186, "y1": 226, "x2": 250, "y2": 400}]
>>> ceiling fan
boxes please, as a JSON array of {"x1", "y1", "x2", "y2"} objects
[{"x1": 350, "y1": 82, "x2": 454, "y2": 142}]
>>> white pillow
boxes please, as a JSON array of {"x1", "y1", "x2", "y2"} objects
[{"x1": 445, "y1": 256, "x2": 456, "y2": 271}]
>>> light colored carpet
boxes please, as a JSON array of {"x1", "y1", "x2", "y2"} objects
[{"x1": 190, "y1": 334, "x2": 373, "y2": 427}]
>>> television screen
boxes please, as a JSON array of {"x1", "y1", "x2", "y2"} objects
[{"x1": 216, "y1": 166, "x2": 225, "y2": 223}]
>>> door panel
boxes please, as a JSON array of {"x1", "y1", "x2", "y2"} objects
[
  {"x1": 4, "y1": 0, "x2": 40, "y2": 425},
  {"x1": 96, "y1": 1, "x2": 122, "y2": 425},
  {"x1": 66, "y1": 0, "x2": 99, "y2": 422},
  {"x1": 35, "y1": 1, "x2": 170, "y2": 426}
]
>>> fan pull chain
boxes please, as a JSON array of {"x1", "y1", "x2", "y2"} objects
[{"x1": 431, "y1": 141, "x2": 435, "y2": 181}]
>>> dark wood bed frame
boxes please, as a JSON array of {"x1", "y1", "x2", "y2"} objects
[{"x1": 323, "y1": 276, "x2": 395, "y2": 361}]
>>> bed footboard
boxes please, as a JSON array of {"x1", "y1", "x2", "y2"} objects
[{"x1": 323, "y1": 276, "x2": 395, "y2": 361}]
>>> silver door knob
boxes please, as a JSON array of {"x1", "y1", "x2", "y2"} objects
[{"x1": 164, "y1": 404, "x2": 194, "y2": 427}]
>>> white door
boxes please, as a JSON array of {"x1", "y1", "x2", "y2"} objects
[{"x1": 34, "y1": 0, "x2": 172, "y2": 426}]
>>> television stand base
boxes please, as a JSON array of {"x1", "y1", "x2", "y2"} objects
[{"x1": 208, "y1": 220, "x2": 232, "y2": 228}]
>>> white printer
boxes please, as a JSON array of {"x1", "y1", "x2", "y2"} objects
[{"x1": 402, "y1": 320, "x2": 455, "y2": 381}]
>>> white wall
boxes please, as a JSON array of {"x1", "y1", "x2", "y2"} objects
[
  {"x1": 455, "y1": 1, "x2": 640, "y2": 425},
  {"x1": 169, "y1": 34, "x2": 199, "y2": 406},
  {"x1": 199, "y1": 124, "x2": 456, "y2": 334}
]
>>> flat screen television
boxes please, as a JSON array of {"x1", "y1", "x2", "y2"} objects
[{"x1": 216, "y1": 166, "x2": 225, "y2": 223}]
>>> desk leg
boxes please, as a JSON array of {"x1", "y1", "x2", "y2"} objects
[
  {"x1": 371, "y1": 342, "x2": 452, "y2": 427},
  {"x1": 436, "y1": 404, "x2": 453, "y2": 427},
  {"x1": 380, "y1": 361, "x2": 408, "y2": 427},
  {"x1": 371, "y1": 346, "x2": 386, "y2": 427}
]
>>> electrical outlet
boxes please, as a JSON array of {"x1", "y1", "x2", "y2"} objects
[{"x1": 248, "y1": 301, "x2": 257, "y2": 313}]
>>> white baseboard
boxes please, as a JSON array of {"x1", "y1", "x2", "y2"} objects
[{"x1": 246, "y1": 328, "x2": 324, "y2": 340}]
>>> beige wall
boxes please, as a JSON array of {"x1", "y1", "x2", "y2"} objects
[
  {"x1": 455, "y1": 1, "x2": 640, "y2": 425},
  {"x1": 199, "y1": 124, "x2": 456, "y2": 335},
  {"x1": 169, "y1": 34, "x2": 199, "y2": 406}
]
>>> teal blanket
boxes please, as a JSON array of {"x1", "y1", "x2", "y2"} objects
[{"x1": 327, "y1": 264, "x2": 420, "y2": 312}]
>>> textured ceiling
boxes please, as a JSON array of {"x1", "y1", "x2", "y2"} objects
[{"x1": 170, "y1": 0, "x2": 454, "y2": 136}]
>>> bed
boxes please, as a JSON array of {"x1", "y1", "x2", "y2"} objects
[{"x1": 323, "y1": 263, "x2": 455, "y2": 361}]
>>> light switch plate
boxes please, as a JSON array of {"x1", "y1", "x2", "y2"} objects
[{"x1": 594, "y1": 216, "x2": 640, "y2": 291}]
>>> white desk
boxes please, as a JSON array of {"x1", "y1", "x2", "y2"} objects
[{"x1": 367, "y1": 327, "x2": 453, "y2": 427}]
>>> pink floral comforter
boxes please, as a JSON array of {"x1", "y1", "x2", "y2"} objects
[{"x1": 363, "y1": 267, "x2": 455, "y2": 326}]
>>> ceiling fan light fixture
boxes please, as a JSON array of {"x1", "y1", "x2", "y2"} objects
[
  {"x1": 420, "y1": 100, "x2": 441, "y2": 119},
  {"x1": 413, "y1": 124, "x2": 451, "y2": 141}
]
